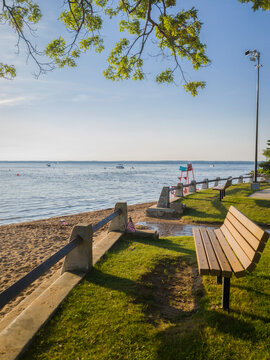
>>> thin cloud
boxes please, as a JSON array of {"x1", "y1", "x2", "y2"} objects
[{"x1": 0, "y1": 97, "x2": 26, "y2": 106}]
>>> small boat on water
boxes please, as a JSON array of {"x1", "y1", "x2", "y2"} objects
[
  {"x1": 210, "y1": 164, "x2": 215, "y2": 168},
  {"x1": 116, "y1": 164, "x2": 124, "y2": 169},
  {"x1": 46, "y1": 164, "x2": 51, "y2": 167}
]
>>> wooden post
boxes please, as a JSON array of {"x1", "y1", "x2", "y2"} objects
[{"x1": 61, "y1": 224, "x2": 93, "y2": 274}]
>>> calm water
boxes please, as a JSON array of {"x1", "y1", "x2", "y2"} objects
[{"x1": 0, "y1": 161, "x2": 253, "y2": 225}]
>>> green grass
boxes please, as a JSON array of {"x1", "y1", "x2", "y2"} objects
[
  {"x1": 21, "y1": 235, "x2": 270, "y2": 360},
  {"x1": 180, "y1": 183, "x2": 270, "y2": 225}
]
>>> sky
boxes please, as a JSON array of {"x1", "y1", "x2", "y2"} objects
[{"x1": 0, "y1": 0, "x2": 269, "y2": 161}]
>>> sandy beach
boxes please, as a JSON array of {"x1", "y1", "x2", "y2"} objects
[{"x1": 0, "y1": 202, "x2": 156, "y2": 318}]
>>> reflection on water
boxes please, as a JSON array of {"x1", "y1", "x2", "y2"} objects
[
  {"x1": 136, "y1": 221, "x2": 217, "y2": 237},
  {"x1": 137, "y1": 222, "x2": 270, "y2": 237}
]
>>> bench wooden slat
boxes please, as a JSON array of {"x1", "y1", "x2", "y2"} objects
[
  {"x1": 213, "y1": 178, "x2": 232, "y2": 191},
  {"x1": 220, "y1": 224, "x2": 256, "y2": 272},
  {"x1": 193, "y1": 228, "x2": 209, "y2": 275},
  {"x1": 224, "y1": 218, "x2": 261, "y2": 264},
  {"x1": 214, "y1": 228, "x2": 245, "y2": 277},
  {"x1": 213, "y1": 186, "x2": 223, "y2": 190},
  {"x1": 229, "y1": 206, "x2": 269, "y2": 243},
  {"x1": 226, "y1": 212, "x2": 264, "y2": 252},
  {"x1": 200, "y1": 228, "x2": 221, "y2": 276},
  {"x1": 207, "y1": 229, "x2": 232, "y2": 277}
]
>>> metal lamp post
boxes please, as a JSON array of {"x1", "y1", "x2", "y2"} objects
[{"x1": 245, "y1": 50, "x2": 262, "y2": 185}]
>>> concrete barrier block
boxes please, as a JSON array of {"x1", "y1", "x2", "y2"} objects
[
  {"x1": 238, "y1": 175, "x2": 243, "y2": 184},
  {"x1": 61, "y1": 224, "x2": 93, "y2": 274},
  {"x1": 214, "y1": 177, "x2": 220, "y2": 186},
  {"x1": 157, "y1": 187, "x2": 170, "y2": 208},
  {"x1": 189, "y1": 180, "x2": 196, "y2": 193},
  {"x1": 175, "y1": 183, "x2": 184, "y2": 197},
  {"x1": 202, "y1": 178, "x2": 209, "y2": 190},
  {"x1": 108, "y1": 202, "x2": 128, "y2": 232}
]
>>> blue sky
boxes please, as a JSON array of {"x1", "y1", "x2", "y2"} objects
[{"x1": 0, "y1": 0, "x2": 269, "y2": 161}]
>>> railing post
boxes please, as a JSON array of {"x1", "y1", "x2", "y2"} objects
[
  {"x1": 61, "y1": 224, "x2": 93, "y2": 274},
  {"x1": 157, "y1": 187, "x2": 170, "y2": 208},
  {"x1": 214, "y1": 177, "x2": 220, "y2": 186},
  {"x1": 202, "y1": 178, "x2": 209, "y2": 190},
  {"x1": 189, "y1": 180, "x2": 196, "y2": 193},
  {"x1": 108, "y1": 202, "x2": 128, "y2": 232},
  {"x1": 175, "y1": 183, "x2": 184, "y2": 197},
  {"x1": 238, "y1": 175, "x2": 243, "y2": 184}
]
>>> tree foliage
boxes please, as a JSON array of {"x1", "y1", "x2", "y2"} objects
[
  {"x1": 262, "y1": 139, "x2": 270, "y2": 159},
  {"x1": 259, "y1": 140, "x2": 270, "y2": 174},
  {"x1": 0, "y1": 0, "x2": 269, "y2": 94},
  {"x1": 238, "y1": 0, "x2": 270, "y2": 11}
]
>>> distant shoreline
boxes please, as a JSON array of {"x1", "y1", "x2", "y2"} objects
[{"x1": 0, "y1": 160, "x2": 255, "y2": 164}]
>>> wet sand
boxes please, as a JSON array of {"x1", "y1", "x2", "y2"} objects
[{"x1": 0, "y1": 202, "x2": 156, "y2": 317}]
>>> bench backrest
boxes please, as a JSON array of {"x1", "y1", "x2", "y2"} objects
[
  {"x1": 220, "y1": 206, "x2": 269, "y2": 274},
  {"x1": 224, "y1": 177, "x2": 232, "y2": 189}
]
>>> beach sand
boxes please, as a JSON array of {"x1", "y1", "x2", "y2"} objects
[{"x1": 0, "y1": 202, "x2": 155, "y2": 318}]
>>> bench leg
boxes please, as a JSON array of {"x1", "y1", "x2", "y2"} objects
[
  {"x1": 217, "y1": 275, "x2": 222, "y2": 284},
  {"x1": 222, "y1": 277, "x2": 231, "y2": 311},
  {"x1": 219, "y1": 191, "x2": 222, "y2": 201}
]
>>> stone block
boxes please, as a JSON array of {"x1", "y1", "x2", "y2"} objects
[
  {"x1": 202, "y1": 178, "x2": 209, "y2": 189},
  {"x1": 146, "y1": 200, "x2": 184, "y2": 219},
  {"x1": 61, "y1": 224, "x2": 93, "y2": 274},
  {"x1": 251, "y1": 182, "x2": 260, "y2": 191},
  {"x1": 108, "y1": 202, "x2": 128, "y2": 232},
  {"x1": 189, "y1": 180, "x2": 196, "y2": 193},
  {"x1": 238, "y1": 176, "x2": 243, "y2": 184},
  {"x1": 214, "y1": 177, "x2": 220, "y2": 186},
  {"x1": 157, "y1": 186, "x2": 170, "y2": 208},
  {"x1": 175, "y1": 183, "x2": 184, "y2": 197}
]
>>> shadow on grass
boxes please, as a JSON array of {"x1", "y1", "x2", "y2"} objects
[
  {"x1": 257, "y1": 274, "x2": 270, "y2": 281},
  {"x1": 231, "y1": 283, "x2": 270, "y2": 298},
  {"x1": 254, "y1": 199, "x2": 270, "y2": 208},
  {"x1": 85, "y1": 268, "x2": 135, "y2": 296},
  {"x1": 184, "y1": 207, "x2": 226, "y2": 222},
  {"x1": 231, "y1": 309, "x2": 270, "y2": 324},
  {"x1": 129, "y1": 236, "x2": 196, "y2": 257},
  {"x1": 86, "y1": 254, "x2": 203, "y2": 327},
  {"x1": 155, "y1": 308, "x2": 257, "y2": 360}
]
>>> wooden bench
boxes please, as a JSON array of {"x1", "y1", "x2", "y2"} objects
[
  {"x1": 193, "y1": 206, "x2": 269, "y2": 310},
  {"x1": 212, "y1": 177, "x2": 232, "y2": 200}
]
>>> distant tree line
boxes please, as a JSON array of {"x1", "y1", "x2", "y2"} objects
[{"x1": 259, "y1": 140, "x2": 270, "y2": 173}]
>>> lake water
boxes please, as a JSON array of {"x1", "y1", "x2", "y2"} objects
[{"x1": 0, "y1": 161, "x2": 253, "y2": 225}]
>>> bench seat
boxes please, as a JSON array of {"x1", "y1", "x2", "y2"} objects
[{"x1": 193, "y1": 206, "x2": 269, "y2": 310}]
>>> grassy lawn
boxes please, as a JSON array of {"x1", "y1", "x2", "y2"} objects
[
  {"x1": 180, "y1": 183, "x2": 270, "y2": 225},
  {"x1": 21, "y1": 234, "x2": 270, "y2": 360}
]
